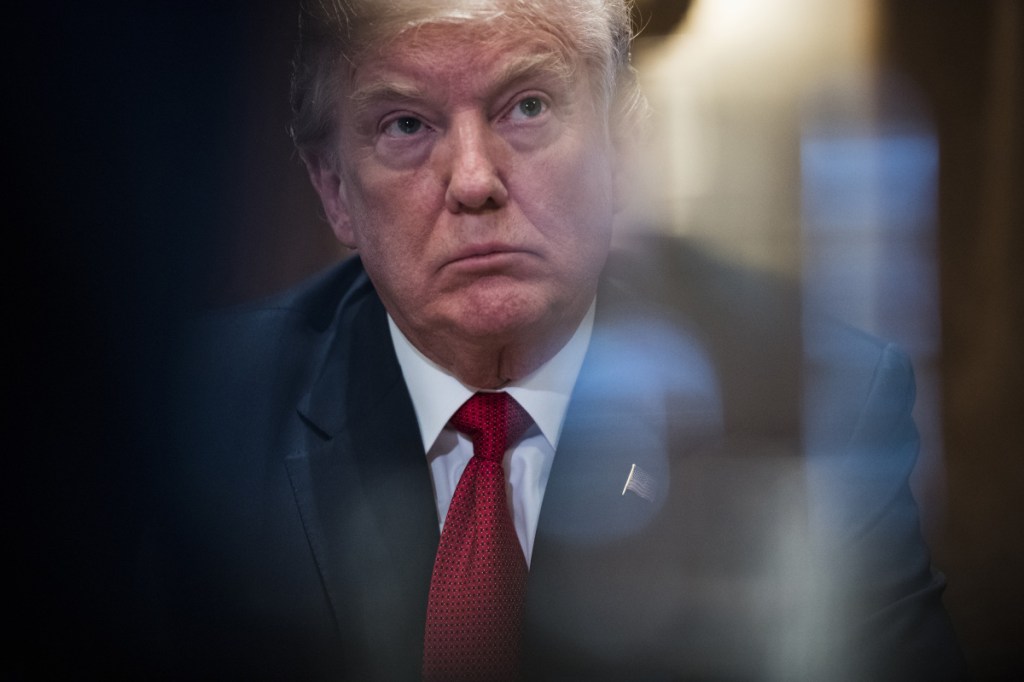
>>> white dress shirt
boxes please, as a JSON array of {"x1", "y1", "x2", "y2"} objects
[{"x1": 388, "y1": 303, "x2": 595, "y2": 566}]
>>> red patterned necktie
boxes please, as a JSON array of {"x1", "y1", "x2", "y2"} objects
[{"x1": 422, "y1": 392, "x2": 533, "y2": 681}]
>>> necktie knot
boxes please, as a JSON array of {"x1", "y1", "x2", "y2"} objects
[{"x1": 449, "y1": 392, "x2": 532, "y2": 463}]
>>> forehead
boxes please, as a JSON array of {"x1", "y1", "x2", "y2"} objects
[{"x1": 346, "y1": 18, "x2": 579, "y2": 98}]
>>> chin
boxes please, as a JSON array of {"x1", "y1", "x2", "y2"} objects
[
  {"x1": 453, "y1": 309, "x2": 545, "y2": 342},
  {"x1": 449, "y1": 287, "x2": 559, "y2": 342}
]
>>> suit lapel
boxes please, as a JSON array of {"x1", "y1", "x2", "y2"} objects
[{"x1": 285, "y1": 283, "x2": 438, "y2": 679}]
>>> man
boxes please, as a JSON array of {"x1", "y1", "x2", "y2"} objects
[{"x1": 160, "y1": 0, "x2": 963, "y2": 679}]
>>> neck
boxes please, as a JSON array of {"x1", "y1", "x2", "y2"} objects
[
  {"x1": 390, "y1": 307, "x2": 589, "y2": 390},
  {"x1": 419, "y1": 325, "x2": 579, "y2": 389}
]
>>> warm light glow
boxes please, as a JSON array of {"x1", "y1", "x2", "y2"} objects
[{"x1": 683, "y1": 0, "x2": 875, "y2": 67}]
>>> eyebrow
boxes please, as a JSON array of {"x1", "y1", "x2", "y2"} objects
[
  {"x1": 349, "y1": 79, "x2": 426, "y2": 110},
  {"x1": 347, "y1": 49, "x2": 574, "y2": 115},
  {"x1": 488, "y1": 50, "x2": 575, "y2": 97}
]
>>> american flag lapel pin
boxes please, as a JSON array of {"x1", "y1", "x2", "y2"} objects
[{"x1": 622, "y1": 463, "x2": 656, "y2": 502}]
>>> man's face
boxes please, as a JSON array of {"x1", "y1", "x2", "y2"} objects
[{"x1": 314, "y1": 20, "x2": 618, "y2": 367}]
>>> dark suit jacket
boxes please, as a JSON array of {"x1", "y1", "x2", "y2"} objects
[{"x1": 154, "y1": 246, "x2": 963, "y2": 680}]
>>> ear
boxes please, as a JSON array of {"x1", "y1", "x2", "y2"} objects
[{"x1": 304, "y1": 153, "x2": 357, "y2": 248}]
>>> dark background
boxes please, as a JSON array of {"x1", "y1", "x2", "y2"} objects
[{"x1": 11, "y1": 1, "x2": 1021, "y2": 677}]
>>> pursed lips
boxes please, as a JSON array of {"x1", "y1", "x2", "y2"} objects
[{"x1": 444, "y1": 243, "x2": 536, "y2": 269}]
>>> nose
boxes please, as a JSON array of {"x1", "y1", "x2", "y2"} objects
[{"x1": 442, "y1": 114, "x2": 509, "y2": 213}]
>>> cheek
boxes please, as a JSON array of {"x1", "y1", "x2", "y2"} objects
[
  {"x1": 348, "y1": 179, "x2": 446, "y2": 302},
  {"x1": 559, "y1": 156, "x2": 616, "y2": 278},
  {"x1": 530, "y1": 147, "x2": 616, "y2": 245},
  {"x1": 347, "y1": 171, "x2": 438, "y2": 253}
]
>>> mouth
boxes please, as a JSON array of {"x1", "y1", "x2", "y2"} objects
[{"x1": 445, "y1": 243, "x2": 533, "y2": 269}]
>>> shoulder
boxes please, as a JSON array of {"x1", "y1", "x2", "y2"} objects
[
  {"x1": 194, "y1": 256, "x2": 373, "y2": 346},
  {"x1": 184, "y1": 257, "x2": 373, "y2": 365},
  {"x1": 171, "y1": 257, "x2": 378, "y2": 437},
  {"x1": 599, "y1": 238, "x2": 918, "y2": 459}
]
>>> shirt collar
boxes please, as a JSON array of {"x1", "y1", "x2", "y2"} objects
[{"x1": 388, "y1": 301, "x2": 595, "y2": 453}]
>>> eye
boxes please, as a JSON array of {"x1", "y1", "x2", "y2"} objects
[
  {"x1": 383, "y1": 116, "x2": 425, "y2": 137},
  {"x1": 510, "y1": 96, "x2": 547, "y2": 121}
]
